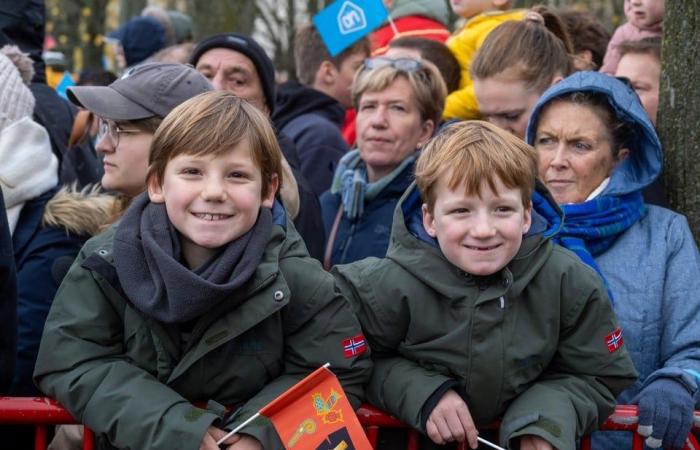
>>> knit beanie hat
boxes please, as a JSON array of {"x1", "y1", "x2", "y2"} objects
[
  {"x1": 109, "y1": 16, "x2": 166, "y2": 68},
  {"x1": 0, "y1": 45, "x2": 35, "y2": 133},
  {"x1": 190, "y1": 33, "x2": 276, "y2": 114}
]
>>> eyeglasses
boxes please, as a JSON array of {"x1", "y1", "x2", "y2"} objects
[
  {"x1": 361, "y1": 57, "x2": 423, "y2": 73},
  {"x1": 96, "y1": 118, "x2": 141, "y2": 147}
]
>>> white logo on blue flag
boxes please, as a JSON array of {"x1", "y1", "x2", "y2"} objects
[
  {"x1": 338, "y1": 1, "x2": 366, "y2": 35},
  {"x1": 313, "y1": 0, "x2": 389, "y2": 56}
]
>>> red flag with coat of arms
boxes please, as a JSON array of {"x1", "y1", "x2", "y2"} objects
[{"x1": 258, "y1": 365, "x2": 372, "y2": 450}]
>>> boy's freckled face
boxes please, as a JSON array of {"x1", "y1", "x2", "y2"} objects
[
  {"x1": 148, "y1": 138, "x2": 277, "y2": 269},
  {"x1": 422, "y1": 175, "x2": 532, "y2": 276}
]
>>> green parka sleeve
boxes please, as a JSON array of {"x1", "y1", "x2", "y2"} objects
[
  {"x1": 33, "y1": 243, "x2": 219, "y2": 450},
  {"x1": 224, "y1": 255, "x2": 373, "y2": 448},
  {"x1": 499, "y1": 258, "x2": 638, "y2": 450},
  {"x1": 333, "y1": 259, "x2": 452, "y2": 430}
]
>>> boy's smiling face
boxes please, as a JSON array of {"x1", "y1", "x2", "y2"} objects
[
  {"x1": 422, "y1": 174, "x2": 531, "y2": 276},
  {"x1": 148, "y1": 138, "x2": 278, "y2": 269}
]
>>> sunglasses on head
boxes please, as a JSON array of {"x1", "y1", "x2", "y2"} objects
[{"x1": 362, "y1": 57, "x2": 423, "y2": 73}]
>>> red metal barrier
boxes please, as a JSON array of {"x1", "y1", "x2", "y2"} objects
[{"x1": 1, "y1": 398, "x2": 698, "y2": 450}]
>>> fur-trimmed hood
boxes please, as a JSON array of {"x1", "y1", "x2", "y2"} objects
[{"x1": 42, "y1": 185, "x2": 118, "y2": 237}]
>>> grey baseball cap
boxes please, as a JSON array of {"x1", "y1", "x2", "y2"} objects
[{"x1": 67, "y1": 62, "x2": 213, "y2": 121}]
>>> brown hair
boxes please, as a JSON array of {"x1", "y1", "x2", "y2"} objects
[
  {"x1": 416, "y1": 121, "x2": 538, "y2": 211},
  {"x1": 537, "y1": 92, "x2": 634, "y2": 158},
  {"x1": 471, "y1": 6, "x2": 574, "y2": 93},
  {"x1": 148, "y1": 91, "x2": 282, "y2": 199},
  {"x1": 559, "y1": 8, "x2": 611, "y2": 70},
  {"x1": 294, "y1": 23, "x2": 370, "y2": 85},
  {"x1": 619, "y1": 36, "x2": 661, "y2": 62},
  {"x1": 388, "y1": 37, "x2": 461, "y2": 93},
  {"x1": 352, "y1": 58, "x2": 446, "y2": 125}
]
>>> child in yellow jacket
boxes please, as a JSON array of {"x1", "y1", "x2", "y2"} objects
[{"x1": 444, "y1": 0, "x2": 524, "y2": 120}]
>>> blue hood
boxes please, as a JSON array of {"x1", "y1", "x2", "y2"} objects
[
  {"x1": 399, "y1": 181, "x2": 560, "y2": 249},
  {"x1": 525, "y1": 71, "x2": 662, "y2": 196}
]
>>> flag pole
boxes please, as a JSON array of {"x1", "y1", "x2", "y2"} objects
[
  {"x1": 387, "y1": 14, "x2": 399, "y2": 37},
  {"x1": 216, "y1": 412, "x2": 260, "y2": 445},
  {"x1": 477, "y1": 436, "x2": 506, "y2": 450},
  {"x1": 216, "y1": 363, "x2": 332, "y2": 446}
]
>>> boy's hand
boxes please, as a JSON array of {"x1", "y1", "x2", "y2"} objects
[
  {"x1": 199, "y1": 426, "x2": 239, "y2": 450},
  {"x1": 226, "y1": 434, "x2": 263, "y2": 450},
  {"x1": 426, "y1": 389, "x2": 478, "y2": 448},
  {"x1": 519, "y1": 435, "x2": 555, "y2": 450}
]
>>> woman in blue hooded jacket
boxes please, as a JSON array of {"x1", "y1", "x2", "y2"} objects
[{"x1": 526, "y1": 71, "x2": 700, "y2": 450}]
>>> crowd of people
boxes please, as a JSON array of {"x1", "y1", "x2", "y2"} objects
[{"x1": 1, "y1": 0, "x2": 698, "y2": 449}]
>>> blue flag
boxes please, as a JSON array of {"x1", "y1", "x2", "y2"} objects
[
  {"x1": 312, "y1": 0, "x2": 389, "y2": 56},
  {"x1": 55, "y1": 71, "x2": 76, "y2": 100}
]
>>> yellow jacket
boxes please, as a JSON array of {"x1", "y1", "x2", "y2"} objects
[{"x1": 444, "y1": 9, "x2": 526, "y2": 120}]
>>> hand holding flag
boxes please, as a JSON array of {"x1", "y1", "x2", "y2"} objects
[{"x1": 217, "y1": 363, "x2": 372, "y2": 449}]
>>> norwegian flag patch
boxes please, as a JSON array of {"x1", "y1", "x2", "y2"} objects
[
  {"x1": 605, "y1": 328, "x2": 624, "y2": 353},
  {"x1": 342, "y1": 334, "x2": 367, "y2": 358}
]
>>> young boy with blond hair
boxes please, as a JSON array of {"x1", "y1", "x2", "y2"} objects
[
  {"x1": 333, "y1": 121, "x2": 637, "y2": 449},
  {"x1": 34, "y1": 91, "x2": 371, "y2": 450},
  {"x1": 443, "y1": 0, "x2": 525, "y2": 120}
]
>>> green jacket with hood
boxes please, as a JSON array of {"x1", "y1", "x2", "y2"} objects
[
  {"x1": 333, "y1": 183, "x2": 637, "y2": 449},
  {"x1": 33, "y1": 207, "x2": 372, "y2": 450}
]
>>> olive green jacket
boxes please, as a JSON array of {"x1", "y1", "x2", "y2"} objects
[
  {"x1": 333, "y1": 184, "x2": 637, "y2": 449},
  {"x1": 34, "y1": 220, "x2": 371, "y2": 450}
]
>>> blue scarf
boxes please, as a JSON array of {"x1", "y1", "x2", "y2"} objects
[
  {"x1": 532, "y1": 190, "x2": 647, "y2": 303},
  {"x1": 330, "y1": 149, "x2": 416, "y2": 221}
]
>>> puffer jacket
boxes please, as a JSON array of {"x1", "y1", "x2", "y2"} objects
[
  {"x1": 526, "y1": 71, "x2": 700, "y2": 449},
  {"x1": 444, "y1": 9, "x2": 526, "y2": 120},
  {"x1": 34, "y1": 205, "x2": 372, "y2": 450},
  {"x1": 333, "y1": 182, "x2": 637, "y2": 450},
  {"x1": 10, "y1": 186, "x2": 116, "y2": 396}
]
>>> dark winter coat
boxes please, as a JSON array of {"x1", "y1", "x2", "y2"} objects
[
  {"x1": 273, "y1": 81, "x2": 349, "y2": 196},
  {"x1": 34, "y1": 207, "x2": 371, "y2": 450},
  {"x1": 333, "y1": 183, "x2": 638, "y2": 450},
  {"x1": 276, "y1": 130, "x2": 325, "y2": 261},
  {"x1": 11, "y1": 187, "x2": 115, "y2": 396},
  {"x1": 320, "y1": 159, "x2": 414, "y2": 266},
  {"x1": 0, "y1": 190, "x2": 16, "y2": 393}
]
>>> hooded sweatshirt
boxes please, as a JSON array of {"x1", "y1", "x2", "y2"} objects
[
  {"x1": 333, "y1": 181, "x2": 637, "y2": 449},
  {"x1": 273, "y1": 81, "x2": 349, "y2": 195},
  {"x1": 526, "y1": 71, "x2": 700, "y2": 448}
]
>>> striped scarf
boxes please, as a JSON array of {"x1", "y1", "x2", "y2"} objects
[{"x1": 532, "y1": 190, "x2": 647, "y2": 303}]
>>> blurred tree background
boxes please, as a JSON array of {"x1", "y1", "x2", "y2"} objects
[{"x1": 46, "y1": 0, "x2": 625, "y2": 76}]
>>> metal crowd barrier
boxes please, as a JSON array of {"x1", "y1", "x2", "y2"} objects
[{"x1": 0, "y1": 398, "x2": 698, "y2": 450}]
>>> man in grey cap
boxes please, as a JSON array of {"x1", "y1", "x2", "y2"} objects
[{"x1": 67, "y1": 62, "x2": 212, "y2": 198}]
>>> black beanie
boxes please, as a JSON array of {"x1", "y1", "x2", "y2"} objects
[{"x1": 190, "y1": 33, "x2": 276, "y2": 114}]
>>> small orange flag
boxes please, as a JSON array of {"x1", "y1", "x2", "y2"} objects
[{"x1": 259, "y1": 365, "x2": 372, "y2": 450}]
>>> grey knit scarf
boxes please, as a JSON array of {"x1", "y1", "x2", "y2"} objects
[{"x1": 113, "y1": 193, "x2": 272, "y2": 323}]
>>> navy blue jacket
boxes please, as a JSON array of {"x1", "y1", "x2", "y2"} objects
[
  {"x1": 0, "y1": 190, "x2": 16, "y2": 393},
  {"x1": 10, "y1": 189, "x2": 86, "y2": 396},
  {"x1": 320, "y1": 161, "x2": 414, "y2": 266},
  {"x1": 273, "y1": 81, "x2": 349, "y2": 196}
]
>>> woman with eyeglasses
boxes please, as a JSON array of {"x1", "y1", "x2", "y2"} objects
[
  {"x1": 320, "y1": 57, "x2": 446, "y2": 268},
  {"x1": 66, "y1": 63, "x2": 213, "y2": 214}
]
